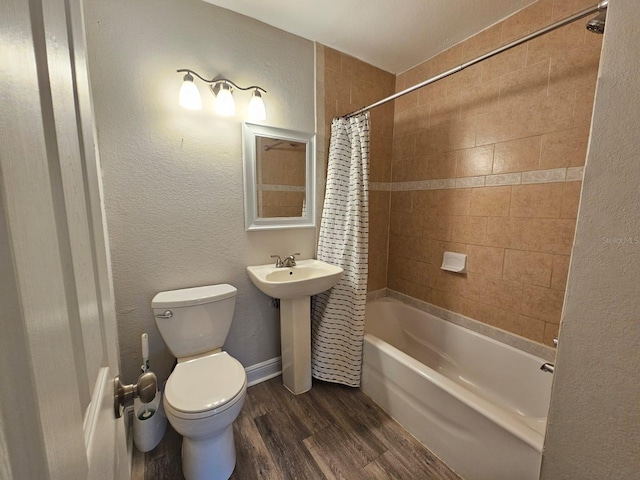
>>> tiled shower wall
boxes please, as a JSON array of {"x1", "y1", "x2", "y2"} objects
[
  {"x1": 320, "y1": 0, "x2": 602, "y2": 348},
  {"x1": 320, "y1": 45, "x2": 395, "y2": 291},
  {"x1": 387, "y1": 0, "x2": 602, "y2": 346}
]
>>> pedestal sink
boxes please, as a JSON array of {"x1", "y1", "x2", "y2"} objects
[{"x1": 247, "y1": 259, "x2": 343, "y2": 394}]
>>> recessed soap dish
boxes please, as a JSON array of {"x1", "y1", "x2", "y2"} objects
[{"x1": 441, "y1": 251, "x2": 467, "y2": 273}]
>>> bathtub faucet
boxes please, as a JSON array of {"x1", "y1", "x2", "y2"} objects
[{"x1": 540, "y1": 362, "x2": 555, "y2": 374}]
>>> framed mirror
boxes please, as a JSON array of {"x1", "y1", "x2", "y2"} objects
[{"x1": 242, "y1": 123, "x2": 316, "y2": 231}]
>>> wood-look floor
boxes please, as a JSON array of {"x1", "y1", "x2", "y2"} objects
[{"x1": 133, "y1": 376, "x2": 461, "y2": 480}]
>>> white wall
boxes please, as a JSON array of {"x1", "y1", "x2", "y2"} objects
[
  {"x1": 83, "y1": 0, "x2": 316, "y2": 384},
  {"x1": 541, "y1": 0, "x2": 640, "y2": 477}
]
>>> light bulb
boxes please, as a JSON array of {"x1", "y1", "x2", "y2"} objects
[
  {"x1": 178, "y1": 73, "x2": 202, "y2": 110},
  {"x1": 248, "y1": 89, "x2": 266, "y2": 121},
  {"x1": 215, "y1": 83, "x2": 235, "y2": 116}
]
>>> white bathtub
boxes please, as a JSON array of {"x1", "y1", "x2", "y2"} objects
[{"x1": 361, "y1": 297, "x2": 552, "y2": 480}]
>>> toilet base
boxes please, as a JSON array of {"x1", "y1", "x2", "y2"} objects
[{"x1": 182, "y1": 425, "x2": 236, "y2": 480}]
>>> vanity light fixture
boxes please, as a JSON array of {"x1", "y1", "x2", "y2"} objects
[{"x1": 177, "y1": 69, "x2": 267, "y2": 120}]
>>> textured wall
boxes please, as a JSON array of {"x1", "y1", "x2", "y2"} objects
[
  {"x1": 541, "y1": 0, "x2": 640, "y2": 476},
  {"x1": 385, "y1": 0, "x2": 601, "y2": 346},
  {"x1": 83, "y1": 0, "x2": 315, "y2": 385},
  {"x1": 320, "y1": 45, "x2": 396, "y2": 292}
]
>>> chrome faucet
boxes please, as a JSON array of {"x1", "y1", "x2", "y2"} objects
[
  {"x1": 271, "y1": 253, "x2": 300, "y2": 268},
  {"x1": 282, "y1": 253, "x2": 300, "y2": 267},
  {"x1": 540, "y1": 362, "x2": 555, "y2": 374}
]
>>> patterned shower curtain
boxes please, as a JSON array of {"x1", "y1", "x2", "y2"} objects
[{"x1": 311, "y1": 112, "x2": 370, "y2": 387}]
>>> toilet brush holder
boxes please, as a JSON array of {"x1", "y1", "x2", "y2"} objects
[{"x1": 133, "y1": 390, "x2": 167, "y2": 452}]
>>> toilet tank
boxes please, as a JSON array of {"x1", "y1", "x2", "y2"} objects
[{"x1": 152, "y1": 284, "x2": 237, "y2": 359}]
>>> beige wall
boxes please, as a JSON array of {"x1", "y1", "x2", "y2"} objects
[
  {"x1": 320, "y1": 45, "x2": 396, "y2": 291},
  {"x1": 541, "y1": 0, "x2": 640, "y2": 476},
  {"x1": 385, "y1": 0, "x2": 601, "y2": 347},
  {"x1": 84, "y1": 0, "x2": 316, "y2": 385}
]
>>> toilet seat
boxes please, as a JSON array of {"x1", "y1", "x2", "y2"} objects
[{"x1": 164, "y1": 351, "x2": 246, "y2": 420}]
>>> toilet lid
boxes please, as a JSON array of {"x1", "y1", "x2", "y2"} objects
[{"x1": 165, "y1": 352, "x2": 246, "y2": 415}]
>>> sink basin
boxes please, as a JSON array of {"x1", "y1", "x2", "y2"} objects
[{"x1": 247, "y1": 259, "x2": 343, "y2": 299}]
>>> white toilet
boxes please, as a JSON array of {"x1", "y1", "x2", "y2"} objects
[{"x1": 152, "y1": 284, "x2": 247, "y2": 480}]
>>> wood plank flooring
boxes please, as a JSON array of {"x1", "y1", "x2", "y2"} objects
[{"x1": 133, "y1": 376, "x2": 461, "y2": 479}]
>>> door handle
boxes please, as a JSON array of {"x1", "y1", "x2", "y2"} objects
[{"x1": 113, "y1": 371, "x2": 157, "y2": 418}]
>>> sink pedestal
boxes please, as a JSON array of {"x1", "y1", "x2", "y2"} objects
[{"x1": 280, "y1": 297, "x2": 311, "y2": 394}]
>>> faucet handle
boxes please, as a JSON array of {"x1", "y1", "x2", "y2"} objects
[{"x1": 270, "y1": 255, "x2": 284, "y2": 268}]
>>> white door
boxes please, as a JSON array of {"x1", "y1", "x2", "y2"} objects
[{"x1": 0, "y1": 0, "x2": 128, "y2": 479}]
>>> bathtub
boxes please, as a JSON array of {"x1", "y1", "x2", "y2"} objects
[{"x1": 361, "y1": 297, "x2": 552, "y2": 480}]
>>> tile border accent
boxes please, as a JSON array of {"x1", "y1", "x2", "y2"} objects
[
  {"x1": 369, "y1": 167, "x2": 584, "y2": 191},
  {"x1": 375, "y1": 289, "x2": 555, "y2": 361}
]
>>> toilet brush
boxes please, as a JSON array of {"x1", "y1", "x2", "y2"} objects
[{"x1": 139, "y1": 333, "x2": 155, "y2": 420}]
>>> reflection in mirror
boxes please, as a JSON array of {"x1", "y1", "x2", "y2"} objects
[
  {"x1": 242, "y1": 123, "x2": 315, "y2": 231},
  {"x1": 256, "y1": 137, "x2": 306, "y2": 218}
]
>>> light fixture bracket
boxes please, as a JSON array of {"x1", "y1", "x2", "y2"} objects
[{"x1": 176, "y1": 69, "x2": 266, "y2": 94}]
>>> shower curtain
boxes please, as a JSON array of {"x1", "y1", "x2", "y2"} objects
[{"x1": 311, "y1": 112, "x2": 370, "y2": 387}]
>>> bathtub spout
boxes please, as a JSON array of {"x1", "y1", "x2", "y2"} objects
[{"x1": 540, "y1": 362, "x2": 555, "y2": 374}]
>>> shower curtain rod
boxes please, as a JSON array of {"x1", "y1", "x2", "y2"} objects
[{"x1": 342, "y1": 0, "x2": 608, "y2": 119}]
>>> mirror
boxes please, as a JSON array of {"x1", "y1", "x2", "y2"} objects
[{"x1": 242, "y1": 123, "x2": 316, "y2": 231}]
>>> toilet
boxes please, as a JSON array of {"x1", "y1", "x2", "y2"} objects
[{"x1": 152, "y1": 284, "x2": 246, "y2": 480}]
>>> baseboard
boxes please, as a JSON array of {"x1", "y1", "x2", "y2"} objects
[{"x1": 245, "y1": 356, "x2": 282, "y2": 387}]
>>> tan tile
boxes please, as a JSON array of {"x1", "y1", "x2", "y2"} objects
[
  {"x1": 460, "y1": 78, "x2": 501, "y2": 119},
  {"x1": 425, "y1": 240, "x2": 468, "y2": 266},
  {"x1": 526, "y1": 21, "x2": 585, "y2": 66},
  {"x1": 429, "y1": 267, "x2": 468, "y2": 295},
  {"x1": 425, "y1": 151, "x2": 458, "y2": 180},
  {"x1": 461, "y1": 273, "x2": 523, "y2": 311},
  {"x1": 573, "y1": 81, "x2": 597, "y2": 127},
  {"x1": 394, "y1": 90, "x2": 419, "y2": 113},
  {"x1": 428, "y1": 289, "x2": 461, "y2": 313},
  {"x1": 465, "y1": 245, "x2": 504, "y2": 278},
  {"x1": 457, "y1": 145, "x2": 494, "y2": 177},
  {"x1": 540, "y1": 126, "x2": 590, "y2": 169},
  {"x1": 398, "y1": 61, "x2": 430, "y2": 91},
  {"x1": 503, "y1": 249, "x2": 553, "y2": 287},
  {"x1": 403, "y1": 156, "x2": 430, "y2": 181},
  {"x1": 369, "y1": 190, "x2": 390, "y2": 212},
  {"x1": 446, "y1": 63, "x2": 483, "y2": 97},
  {"x1": 548, "y1": 44, "x2": 601, "y2": 98},
  {"x1": 389, "y1": 234, "x2": 423, "y2": 261},
  {"x1": 501, "y1": 0, "x2": 553, "y2": 45},
  {"x1": 475, "y1": 110, "x2": 523, "y2": 146},
  {"x1": 499, "y1": 60, "x2": 551, "y2": 113},
  {"x1": 437, "y1": 189, "x2": 472, "y2": 216},
  {"x1": 510, "y1": 183, "x2": 563, "y2": 218},
  {"x1": 525, "y1": 218, "x2": 577, "y2": 255},
  {"x1": 430, "y1": 94, "x2": 461, "y2": 126},
  {"x1": 552, "y1": 0, "x2": 595, "y2": 19},
  {"x1": 431, "y1": 44, "x2": 464, "y2": 75},
  {"x1": 462, "y1": 23, "x2": 503, "y2": 62},
  {"x1": 460, "y1": 298, "x2": 495, "y2": 324},
  {"x1": 417, "y1": 78, "x2": 448, "y2": 106},
  {"x1": 551, "y1": 255, "x2": 570, "y2": 291},
  {"x1": 387, "y1": 276, "x2": 428, "y2": 302},
  {"x1": 390, "y1": 191, "x2": 412, "y2": 214},
  {"x1": 423, "y1": 215, "x2": 454, "y2": 242},
  {"x1": 415, "y1": 124, "x2": 447, "y2": 154},
  {"x1": 392, "y1": 133, "x2": 416, "y2": 160},
  {"x1": 543, "y1": 322, "x2": 560, "y2": 347},
  {"x1": 443, "y1": 118, "x2": 478, "y2": 151},
  {"x1": 493, "y1": 136, "x2": 542, "y2": 174},
  {"x1": 494, "y1": 312, "x2": 545, "y2": 343},
  {"x1": 521, "y1": 284, "x2": 565, "y2": 324},
  {"x1": 390, "y1": 213, "x2": 423, "y2": 237},
  {"x1": 451, "y1": 216, "x2": 488, "y2": 245},
  {"x1": 323, "y1": 46, "x2": 342, "y2": 71},
  {"x1": 413, "y1": 190, "x2": 439, "y2": 217},
  {"x1": 561, "y1": 181, "x2": 582, "y2": 218},
  {"x1": 481, "y1": 44, "x2": 528, "y2": 82},
  {"x1": 469, "y1": 186, "x2": 511, "y2": 217}
]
